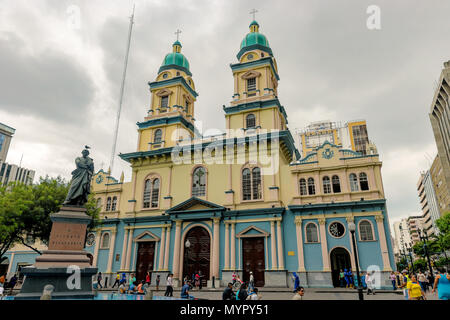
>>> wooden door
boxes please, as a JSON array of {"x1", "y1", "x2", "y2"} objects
[
  {"x1": 135, "y1": 242, "x2": 155, "y2": 283},
  {"x1": 242, "y1": 237, "x2": 265, "y2": 287},
  {"x1": 183, "y1": 226, "x2": 210, "y2": 287}
]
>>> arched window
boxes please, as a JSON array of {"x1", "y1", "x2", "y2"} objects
[
  {"x1": 246, "y1": 114, "x2": 256, "y2": 129},
  {"x1": 242, "y1": 167, "x2": 262, "y2": 201},
  {"x1": 106, "y1": 197, "x2": 112, "y2": 211},
  {"x1": 154, "y1": 129, "x2": 162, "y2": 145},
  {"x1": 111, "y1": 196, "x2": 117, "y2": 211},
  {"x1": 252, "y1": 167, "x2": 262, "y2": 200},
  {"x1": 349, "y1": 173, "x2": 359, "y2": 192},
  {"x1": 96, "y1": 198, "x2": 102, "y2": 209},
  {"x1": 143, "y1": 179, "x2": 152, "y2": 208},
  {"x1": 299, "y1": 178, "x2": 307, "y2": 195},
  {"x1": 101, "y1": 233, "x2": 110, "y2": 249},
  {"x1": 242, "y1": 168, "x2": 251, "y2": 200},
  {"x1": 307, "y1": 178, "x2": 315, "y2": 195},
  {"x1": 359, "y1": 172, "x2": 369, "y2": 191},
  {"x1": 305, "y1": 223, "x2": 319, "y2": 243},
  {"x1": 332, "y1": 175, "x2": 341, "y2": 193},
  {"x1": 192, "y1": 167, "x2": 206, "y2": 197},
  {"x1": 323, "y1": 176, "x2": 331, "y2": 194},
  {"x1": 359, "y1": 220, "x2": 374, "y2": 241},
  {"x1": 151, "y1": 178, "x2": 160, "y2": 208}
]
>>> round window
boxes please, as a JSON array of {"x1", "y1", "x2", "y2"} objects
[
  {"x1": 162, "y1": 73, "x2": 168, "y2": 79},
  {"x1": 329, "y1": 222, "x2": 345, "y2": 238},
  {"x1": 247, "y1": 54, "x2": 254, "y2": 60},
  {"x1": 86, "y1": 232, "x2": 96, "y2": 246}
]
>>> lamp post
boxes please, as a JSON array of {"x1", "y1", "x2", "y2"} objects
[
  {"x1": 348, "y1": 222, "x2": 364, "y2": 301},
  {"x1": 406, "y1": 244, "x2": 415, "y2": 274},
  {"x1": 418, "y1": 229, "x2": 435, "y2": 284}
]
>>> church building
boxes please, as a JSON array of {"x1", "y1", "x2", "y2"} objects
[{"x1": 4, "y1": 19, "x2": 396, "y2": 289}]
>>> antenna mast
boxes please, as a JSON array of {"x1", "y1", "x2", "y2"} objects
[{"x1": 110, "y1": 4, "x2": 135, "y2": 175}]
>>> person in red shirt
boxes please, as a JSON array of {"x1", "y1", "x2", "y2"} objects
[{"x1": 145, "y1": 272, "x2": 150, "y2": 285}]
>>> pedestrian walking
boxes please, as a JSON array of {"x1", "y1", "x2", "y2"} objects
[
  {"x1": 120, "y1": 272, "x2": 127, "y2": 285},
  {"x1": 366, "y1": 271, "x2": 375, "y2": 295},
  {"x1": 145, "y1": 272, "x2": 150, "y2": 285},
  {"x1": 236, "y1": 282, "x2": 248, "y2": 301},
  {"x1": 431, "y1": 267, "x2": 450, "y2": 300},
  {"x1": 232, "y1": 271, "x2": 237, "y2": 285},
  {"x1": 292, "y1": 272, "x2": 300, "y2": 292},
  {"x1": 292, "y1": 286, "x2": 305, "y2": 300},
  {"x1": 156, "y1": 274, "x2": 160, "y2": 290},
  {"x1": 344, "y1": 269, "x2": 350, "y2": 288},
  {"x1": 164, "y1": 273, "x2": 174, "y2": 297},
  {"x1": 339, "y1": 269, "x2": 345, "y2": 288},
  {"x1": 112, "y1": 273, "x2": 120, "y2": 288},
  {"x1": 97, "y1": 272, "x2": 103, "y2": 289},
  {"x1": 407, "y1": 275, "x2": 426, "y2": 300},
  {"x1": 198, "y1": 270, "x2": 203, "y2": 290},
  {"x1": 194, "y1": 272, "x2": 200, "y2": 290},
  {"x1": 389, "y1": 271, "x2": 397, "y2": 290},
  {"x1": 400, "y1": 270, "x2": 410, "y2": 300},
  {"x1": 222, "y1": 283, "x2": 235, "y2": 300},
  {"x1": 417, "y1": 271, "x2": 427, "y2": 292},
  {"x1": 249, "y1": 271, "x2": 255, "y2": 290}
]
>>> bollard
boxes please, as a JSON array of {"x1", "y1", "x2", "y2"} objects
[
  {"x1": 212, "y1": 276, "x2": 215, "y2": 288},
  {"x1": 40, "y1": 284, "x2": 55, "y2": 300}
]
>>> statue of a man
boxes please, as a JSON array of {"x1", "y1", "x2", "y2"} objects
[{"x1": 63, "y1": 146, "x2": 94, "y2": 206}]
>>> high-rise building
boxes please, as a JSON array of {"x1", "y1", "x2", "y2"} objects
[
  {"x1": 0, "y1": 122, "x2": 15, "y2": 163},
  {"x1": 430, "y1": 154, "x2": 450, "y2": 216},
  {"x1": 406, "y1": 216, "x2": 423, "y2": 245},
  {"x1": 417, "y1": 171, "x2": 440, "y2": 236},
  {"x1": 0, "y1": 162, "x2": 35, "y2": 186},
  {"x1": 429, "y1": 60, "x2": 450, "y2": 213},
  {"x1": 295, "y1": 120, "x2": 375, "y2": 158},
  {"x1": 393, "y1": 219, "x2": 412, "y2": 261}
]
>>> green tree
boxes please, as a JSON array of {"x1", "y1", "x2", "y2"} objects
[
  {"x1": 413, "y1": 258, "x2": 427, "y2": 272},
  {"x1": 0, "y1": 177, "x2": 100, "y2": 262},
  {"x1": 435, "y1": 212, "x2": 450, "y2": 235}
]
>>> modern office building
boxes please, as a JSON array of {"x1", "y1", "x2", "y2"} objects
[
  {"x1": 393, "y1": 219, "x2": 412, "y2": 261},
  {"x1": 0, "y1": 122, "x2": 15, "y2": 163},
  {"x1": 295, "y1": 120, "x2": 375, "y2": 159},
  {"x1": 430, "y1": 155, "x2": 450, "y2": 216},
  {"x1": 417, "y1": 171, "x2": 440, "y2": 236},
  {"x1": 406, "y1": 216, "x2": 424, "y2": 245},
  {"x1": 429, "y1": 60, "x2": 450, "y2": 215},
  {"x1": 0, "y1": 161, "x2": 35, "y2": 186}
]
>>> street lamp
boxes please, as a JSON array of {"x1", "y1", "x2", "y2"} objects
[
  {"x1": 418, "y1": 229, "x2": 435, "y2": 284},
  {"x1": 348, "y1": 222, "x2": 364, "y2": 301},
  {"x1": 406, "y1": 243, "x2": 415, "y2": 274}
]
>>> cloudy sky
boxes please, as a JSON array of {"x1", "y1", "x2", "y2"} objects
[{"x1": 1, "y1": 0, "x2": 449, "y2": 229}]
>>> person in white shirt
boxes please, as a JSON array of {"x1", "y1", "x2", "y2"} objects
[
  {"x1": 164, "y1": 273, "x2": 174, "y2": 297},
  {"x1": 366, "y1": 271, "x2": 376, "y2": 295},
  {"x1": 292, "y1": 286, "x2": 305, "y2": 300}
]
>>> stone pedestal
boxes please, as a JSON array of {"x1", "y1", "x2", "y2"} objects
[
  {"x1": 16, "y1": 206, "x2": 97, "y2": 300},
  {"x1": 264, "y1": 270, "x2": 288, "y2": 287}
]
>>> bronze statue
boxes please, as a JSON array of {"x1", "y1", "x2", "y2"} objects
[{"x1": 63, "y1": 146, "x2": 94, "y2": 206}]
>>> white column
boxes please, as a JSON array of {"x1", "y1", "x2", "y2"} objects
[
  {"x1": 318, "y1": 218, "x2": 330, "y2": 271},
  {"x1": 224, "y1": 223, "x2": 230, "y2": 270},
  {"x1": 213, "y1": 218, "x2": 220, "y2": 278},
  {"x1": 6, "y1": 252, "x2": 15, "y2": 275},
  {"x1": 173, "y1": 221, "x2": 182, "y2": 279},
  {"x1": 295, "y1": 218, "x2": 305, "y2": 271},
  {"x1": 158, "y1": 227, "x2": 166, "y2": 270},
  {"x1": 106, "y1": 230, "x2": 117, "y2": 273},
  {"x1": 347, "y1": 217, "x2": 357, "y2": 272},
  {"x1": 276, "y1": 220, "x2": 284, "y2": 269},
  {"x1": 93, "y1": 231, "x2": 101, "y2": 267},
  {"x1": 164, "y1": 226, "x2": 171, "y2": 270},
  {"x1": 230, "y1": 223, "x2": 236, "y2": 270},
  {"x1": 120, "y1": 229, "x2": 129, "y2": 270},
  {"x1": 125, "y1": 228, "x2": 134, "y2": 271},
  {"x1": 153, "y1": 241, "x2": 158, "y2": 272},
  {"x1": 376, "y1": 215, "x2": 392, "y2": 271},
  {"x1": 270, "y1": 221, "x2": 277, "y2": 270}
]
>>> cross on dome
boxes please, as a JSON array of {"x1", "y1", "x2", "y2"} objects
[
  {"x1": 250, "y1": 8, "x2": 258, "y2": 20},
  {"x1": 175, "y1": 29, "x2": 182, "y2": 41}
]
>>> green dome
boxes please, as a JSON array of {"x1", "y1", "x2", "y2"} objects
[
  {"x1": 240, "y1": 32, "x2": 270, "y2": 50},
  {"x1": 161, "y1": 52, "x2": 189, "y2": 70}
]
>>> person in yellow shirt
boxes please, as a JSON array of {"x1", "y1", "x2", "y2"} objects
[{"x1": 407, "y1": 275, "x2": 426, "y2": 300}]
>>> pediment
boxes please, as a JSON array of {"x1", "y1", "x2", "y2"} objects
[
  {"x1": 236, "y1": 225, "x2": 269, "y2": 238},
  {"x1": 167, "y1": 197, "x2": 225, "y2": 213},
  {"x1": 134, "y1": 230, "x2": 160, "y2": 242},
  {"x1": 241, "y1": 70, "x2": 262, "y2": 79},
  {"x1": 156, "y1": 88, "x2": 173, "y2": 97}
]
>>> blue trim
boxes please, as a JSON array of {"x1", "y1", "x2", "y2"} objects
[
  {"x1": 163, "y1": 196, "x2": 173, "y2": 199},
  {"x1": 224, "y1": 207, "x2": 285, "y2": 219},
  {"x1": 268, "y1": 186, "x2": 279, "y2": 190},
  {"x1": 158, "y1": 64, "x2": 192, "y2": 77},
  {"x1": 288, "y1": 199, "x2": 386, "y2": 213},
  {"x1": 225, "y1": 190, "x2": 234, "y2": 194},
  {"x1": 137, "y1": 116, "x2": 198, "y2": 134},
  {"x1": 148, "y1": 76, "x2": 198, "y2": 98},
  {"x1": 128, "y1": 200, "x2": 136, "y2": 203},
  {"x1": 223, "y1": 98, "x2": 287, "y2": 123},
  {"x1": 236, "y1": 44, "x2": 273, "y2": 61},
  {"x1": 230, "y1": 57, "x2": 279, "y2": 80}
]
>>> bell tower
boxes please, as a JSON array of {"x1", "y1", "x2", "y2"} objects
[
  {"x1": 225, "y1": 19, "x2": 288, "y2": 132},
  {"x1": 137, "y1": 31, "x2": 199, "y2": 152}
]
